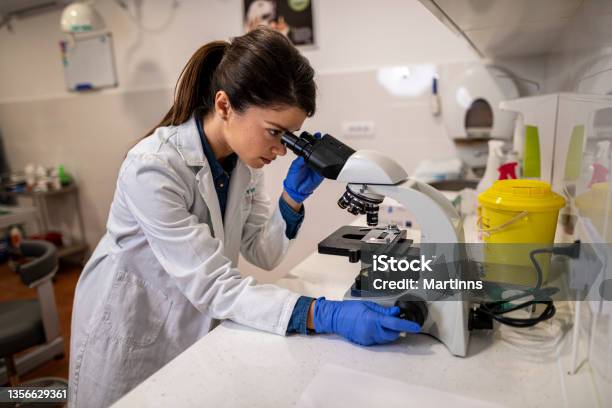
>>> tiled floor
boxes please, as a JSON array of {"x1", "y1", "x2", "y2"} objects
[{"x1": 0, "y1": 261, "x2": 80, "y2": 383}]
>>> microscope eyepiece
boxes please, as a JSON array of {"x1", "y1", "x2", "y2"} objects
[
  {"x1": 281, "y1": 131, "x2": 317, "y2": 159},
  {"x1": 280, "y1": 131, "x2": 355, "y2": 180}
]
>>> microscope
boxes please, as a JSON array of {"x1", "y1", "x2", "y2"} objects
[{"x1": 282, "y1": 131, "x2": 471, "y2": 357}]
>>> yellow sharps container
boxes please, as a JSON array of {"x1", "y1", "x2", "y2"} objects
[{"x1": 478, "y1": 179, "x2": 565, "y2": 286}]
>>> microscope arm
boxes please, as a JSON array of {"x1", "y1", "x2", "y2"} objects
[{"x1": 366, "y1": 180, "x2": 463, "y2": 244}]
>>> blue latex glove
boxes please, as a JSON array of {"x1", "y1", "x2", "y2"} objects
[
  {"x1": 313, "y1": 298, "x2": 421, "y2": 346},
  {"x1": 283, "y1": 132, "x2": 325, "y2": 203}
]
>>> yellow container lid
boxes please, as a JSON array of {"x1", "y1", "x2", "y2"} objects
[{"x1": 478, "y1": 179, "x2": 565, "y2": 212}]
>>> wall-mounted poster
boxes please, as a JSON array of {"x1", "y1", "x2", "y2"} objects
[{"x1": 243, "y1": 0, "x2": 315, "y2": 46}]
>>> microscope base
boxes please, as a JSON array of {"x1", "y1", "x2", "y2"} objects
[{"x1": 343, "y1": 289, "x2": 470, "y2": 357}]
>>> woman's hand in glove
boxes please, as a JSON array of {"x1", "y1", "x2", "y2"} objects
[
  {"x1": 312, "y1": 298, "x2": 421, "y2": 346},
  {"x1": 282, "y1": 132, "x2": 324, "y2": 204}
]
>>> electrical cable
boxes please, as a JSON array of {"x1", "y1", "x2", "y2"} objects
[{"x1": 474, "y1": 247, "x2": 567, "y2": 328}]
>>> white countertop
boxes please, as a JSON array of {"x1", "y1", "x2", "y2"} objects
[{"x1": 114, "y1": 215, "x2": 599, "y2": 408}]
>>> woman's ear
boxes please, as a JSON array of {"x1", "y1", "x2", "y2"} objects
[{"x1": 214, "y1": 90, "x2": 232, "y2": 121}]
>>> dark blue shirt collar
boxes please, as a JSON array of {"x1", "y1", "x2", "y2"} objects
[{"x1": 195, "y1": 113, "x2": 237, "y2": 179}]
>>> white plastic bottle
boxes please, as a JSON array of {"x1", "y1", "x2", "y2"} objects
[
  {"x1": 477, "y1": 140, "x2": 505, "y2": 193},
  {"x1": 577, "y1": 152, "x2": 595, "y2": 195}
]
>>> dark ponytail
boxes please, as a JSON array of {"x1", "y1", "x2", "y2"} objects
[
  {"x1": 145, "y1": 27, "x2": 316, "y2": 137},
  {"x1": 144, "y1": 41, "x2": 228, "y2": 136}
]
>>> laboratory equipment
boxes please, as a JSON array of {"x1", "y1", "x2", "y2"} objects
[
  {"x1": 440, "y1": 64, "x2": 519, "y2": 140},
  {"x1": 281, "y1": 131, "x2": 574, "y2": 356},
  {"x1": 500, "y1": 93, "x2": 612, "y2": 186},
  {"x1": 281, "y1": 131, "x2": 471, "y2": 357},
  {"x1": 438, "y1": 64, "x2": 519, "y2": 174},
  {"x1": 60, "y1": 1, "x2": 105, "y2": 33},
  {"x1": 478, "y1": 179, "x2": 565, "y2": 286}
]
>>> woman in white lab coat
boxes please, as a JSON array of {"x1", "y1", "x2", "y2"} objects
[{"x1": 68, "y1": 27, "x2": 420, "y2": 408}]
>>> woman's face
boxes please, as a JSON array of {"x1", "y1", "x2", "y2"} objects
[{"x1": 225, "y1": 104, "x2": 308, "y2": 168}]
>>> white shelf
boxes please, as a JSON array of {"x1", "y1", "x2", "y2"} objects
[{"x1": 0, "y1": 205, "x2": 39, "y2": 230}]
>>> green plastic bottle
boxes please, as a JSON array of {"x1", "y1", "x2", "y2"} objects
[{"x1": 58, "y1": 165, "x2": 71, "y2": 186}]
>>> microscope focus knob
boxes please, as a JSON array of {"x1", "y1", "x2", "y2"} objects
[{"x1": 394, "y1": 296, "x2": 428, "y2": 327}]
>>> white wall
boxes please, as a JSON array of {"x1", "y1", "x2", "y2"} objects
[
  {"x1": 0, "y1": 0, "x2": 476, "y2": 101},
  {"x1": 0, "y1": 0, "x2": 477, "y2": 280}
]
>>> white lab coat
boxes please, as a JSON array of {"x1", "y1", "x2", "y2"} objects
[{"x1": 68, "y1": 116, "x2": 300, "y2": 407}]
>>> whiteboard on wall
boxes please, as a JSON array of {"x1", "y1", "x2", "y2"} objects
[{"x1": 60, "y1": 32, "x2": 118, "y2": 91}]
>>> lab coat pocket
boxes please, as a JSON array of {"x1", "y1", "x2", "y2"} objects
[{"x1": 101, "y1": 270, "x2": 172, "y2": 347}]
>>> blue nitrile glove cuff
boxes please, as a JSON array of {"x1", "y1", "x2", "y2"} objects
[
  {"x1": 278, "y1": 196, "x2": 304, "y2": 239},
  {"x1": 312, "y1": 297, "x2": 335, "y2": 334},
  {"x1": 312, "y1": 297, "x2": 421, "y2": 346}
]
